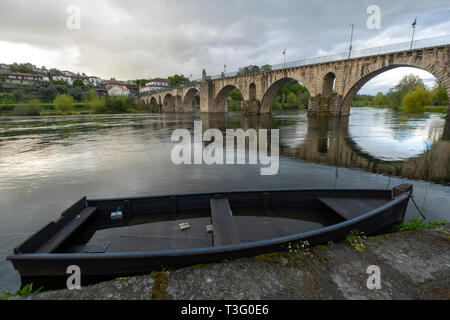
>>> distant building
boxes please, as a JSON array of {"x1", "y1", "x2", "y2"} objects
[
  {"x1": 139, "y1": 78, "x2": 170, "y2": 94},
  {"x1": 88, "y1": 76, "x2": 102, "y2": 87},
  {"x1": 108, "y1": 85, "x2": 131, "y2": 96},
  {"x1": 0, "y1": 63, "x2": 11, "y2": 74},
  {"x1": 4, "y1": 72, "x2": 49, "y2": 86},
  {"x1": 103, "y1": 80, "x2": 129, "y2": 90},
  {"x1": 53, "y1": 75, "x2": 73, "y2": 85}
]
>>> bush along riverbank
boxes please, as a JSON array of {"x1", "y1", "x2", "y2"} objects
[
  {"x1": 3, "y1": 222, "x2": 449, "y2": 300},
  {"x1": 0, "y1": 95, "x2": 155, "y2": 116}
]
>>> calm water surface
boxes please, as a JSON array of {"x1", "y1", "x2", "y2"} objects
[{"x1": 0, "y1": 108, "x2": 449, "y2": 292}]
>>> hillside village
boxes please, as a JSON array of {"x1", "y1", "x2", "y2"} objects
[{"x1": 0, "y1": 62, "x2": 171, "y2": 104}]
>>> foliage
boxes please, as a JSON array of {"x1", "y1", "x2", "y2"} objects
[
  {"x1": 70, "y1": 87, "x2": 83, "y2": 102},
  {"x1": 12, "y1": 100, "x2": 41, "y2": 116},
  {"x1": 373, "y1": 92, "x2": 387, "y2": 105},
  {"x1": 1, "y1": 283, "x2": 43, "y2": 299},
  {"x1": 10, "y1": 63, "x2": 38, "y2": 74},
  {"x1": 13, "y1": 90, "x2": 25, "y2": 103},
  {"x1": 261, "y1": 64, "x2": 272, "y2": 72},
  {"x1": 432, "y1": 85, "x2": 449, "y2": 106},
  {"x1": 392, "y1": 217, "x2": 447, "y2": 232},
  {"x1": 344, "y1": 230, "x2": 367, "y2": 252},
  {"x1": 72, "y1": 79, "x2": 86, "y2": 90},
  {"x1": 39, "y1": 84, "x2": 58, "y2": 102},
  {"x1": 286, "y1": 241, "x2": 314, "y2": 259},
  {"x1": 168, "y1": 74, "x2": 190, "y2": 86},
  {"x1": 402, "y1": 85, "x2": 432, "y2": 113},
  {"x1": 237, "y1": 65, "x2": 260, "y2": 76},
  {"x1": 273, "y1": 80, "x2": 310, "y2": 110},
  {"x1": 53, "y1": 94, "x2": 74, "y2": 113}
]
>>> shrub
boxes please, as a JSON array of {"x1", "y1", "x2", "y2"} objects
[
  {"x1": 53, "y1": 94, "x2": 74, "y2": 113},
  {"x1": 402, "y1": 85, "x2": 432, "y2": 113},
  {"x1": 13, "y1": 100, "x2": 41, "y2": 116}
]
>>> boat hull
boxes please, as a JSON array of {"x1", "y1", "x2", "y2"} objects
[{"x1": 7, "y1": 188, "x2": 410, "y2": 285}]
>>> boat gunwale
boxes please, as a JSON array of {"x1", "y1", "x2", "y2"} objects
[{"x1": 7, "y1": 192, "x2": 410, "y2": 261}]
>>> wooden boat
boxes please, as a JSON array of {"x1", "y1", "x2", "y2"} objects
[{"x1": 8, "y1": 184, "x2": 412, "y2": 286}]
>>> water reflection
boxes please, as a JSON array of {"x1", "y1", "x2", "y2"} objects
[{"x1": 0, "y1": 109, "x2": 449, "y2": 292}]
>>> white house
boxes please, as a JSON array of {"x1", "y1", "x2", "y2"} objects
[
  {"x1": 139, "y1": 78, "x2": 170, "y2": 94},
  {"x1": 108, "y1": 85, "x2": 131, "y2": 96}
]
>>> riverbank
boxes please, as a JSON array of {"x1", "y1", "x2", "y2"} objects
[
  {"x1": 352, "y1": 104, "x2": 448, "y2": 114},
  {"x1": 6, "y1": 224, "x2": 449, "y2": 300}
]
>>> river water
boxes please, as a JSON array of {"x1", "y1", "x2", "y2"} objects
[{"x1": 0, "y1": 107, "x2": 449, "y2": 292}]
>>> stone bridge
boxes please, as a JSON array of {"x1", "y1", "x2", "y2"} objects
[{"x1": 139, "y1": 37, "x2": 450, "y2": 117}]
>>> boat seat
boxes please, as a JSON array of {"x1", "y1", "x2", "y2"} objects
[
  {"x1": 210, "y1": 198, "x2": 241, "y2": 247},
  {"x1": 317, "y1": 197, "x2": 388, "y2": 220},
  {"x1": 36, "y1": 207, "x2": 97, "y2": 253}
]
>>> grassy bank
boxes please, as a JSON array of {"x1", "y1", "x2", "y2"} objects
[
  {"x1": 0, "y1": 101, "x2": 154, "y2": 116},
  {"x1": 353, "y1": 104, "x2": 448, "y2": 114}
]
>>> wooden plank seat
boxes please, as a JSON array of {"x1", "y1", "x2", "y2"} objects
[
  {"x1": 210, "y1": 198, "x2": 241, "y2": 247},
  {"x1": 317, "y1": 197, "x2": 388, "y2": 220},
  {"x1": 36, "y1": 207, "x2": 97, "y2": 253}
]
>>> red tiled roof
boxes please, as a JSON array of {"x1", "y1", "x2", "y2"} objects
[{"x1": 6, "y1": 72, "x2": 44, "y2": 77}]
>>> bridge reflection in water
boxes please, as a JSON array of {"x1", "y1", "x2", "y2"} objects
[
  {"x1": 281, "y1": 116, "x2": 449, "y2": 185},
  {"x1": 196, "y1": 110, "x2": 449, "y2": 185}
]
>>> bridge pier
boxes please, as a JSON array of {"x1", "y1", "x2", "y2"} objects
[{"x1": 307, "y1": 94, "x2": 344, "y2": 116}]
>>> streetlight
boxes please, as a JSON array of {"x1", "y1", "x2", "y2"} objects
[
  {"x1": 348, "y1": 24, "x2": 354, "y2": 59},
  {"x1": 410, "y1": 17, "x2": 417, "y2": 50},
  {"x1": 282, "y1": 49, "x2": 286, "y2": 68}
]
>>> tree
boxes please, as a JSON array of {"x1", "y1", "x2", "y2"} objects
[
  {"x1": 373, "y1": 92, "x2": 387, "y2": 105},
  {"x1": 72, "y1": 79, "x2": 86, "y2": 90},
  {"x1": 286, "y1": 92, "x2": 298, "y2": 107},
  {"x1": 402, "y1": 85, "x2": 432, "y2": 113},
  {"x1": 13, "y1": 90, "x2": 24, "y2": 103},
  {"x1": 54, "y1": 94, "x2": 74, "y2": 113},
  {"x1": 432, "y1": 85, "x2": 449, "y2": 106},
  {"x1": 70, "y1": 87, "x2": 83, "y2": 102},
  {"x1": 237, "y1": 65, "x2": 260, "y2": 76},
  {"x1": 385, "y1": 74, "x2": 424, "y2": 107},
  {"x1": 168, "y1": 74, "x2": 190, "y2": 86},
  {"x1": 261, "y1": 64, "x2": 272, "y2": 72},
  {"x1": 39, "y1": 85, "x2": 58, "y2": 102}
]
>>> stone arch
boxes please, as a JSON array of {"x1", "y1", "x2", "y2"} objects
[
  {"x1": 322, "y1": 72, "x2": 336, "y2": 96},
  {"x1": 213, "y1": 85, "x2": 243, "y2": 113},
  {"x1": 183, "y1": 88, "x2": 200, "y2": 112},
  {"x1": 249, "y1": 83, "x2": 256, "y2": 100},
  {"x1": 260, "y1": 77, "x2": 311, "y2": 114},
  {"x1": 341, "y1": 64, "x2": 450, "y2": 116},
  {"x1": 150, "y1": 97, "x2": 158, "y2": 111},
  {"x1": 163, "y1": 93, "x2": 174, "y2": 112}
]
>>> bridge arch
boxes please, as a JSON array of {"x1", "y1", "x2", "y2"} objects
[
  {"x1": 260, "y1": 77, "x2": 311, "y2": 114},
  {"x1": 322, "y1": 72, "x2": 336, "y2": 96},
  {"x1": 213, "y1": 85, "x2": 244, "y2": 112},
  {"x1": 249, "y1": 83, "x2": 256, "y2": 100},
  {"x1": 150, "y1": 97, "x2": 158, "y2": 111},
  {"x1": 163, "y1": 93, "x2": 174, "y2": 112},
  {"x1": 183, "y1": 88, "x2": 200, "y2": 112},
  {"x1": 341, "y1": 64, "x2": 450, "y2": 115}
]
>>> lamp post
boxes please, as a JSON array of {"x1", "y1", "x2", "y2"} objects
[
  {"x1": 348, "y1": 24, "x2": 354, "y2": 59},
  {"x1": 282, "y1": 49, "x2": 286, "y2": 68},
  {"x1": 410, "y1": 17, "x2": 417, "y2": 50}
]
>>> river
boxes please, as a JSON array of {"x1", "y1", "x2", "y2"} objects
[{"x1": 0, "y1": 107, "x2": 449, "y2": 292}]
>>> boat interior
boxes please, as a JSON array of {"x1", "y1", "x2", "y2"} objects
[{"x1": 15, "y1": 189, "x2": 394, "y2": 255}]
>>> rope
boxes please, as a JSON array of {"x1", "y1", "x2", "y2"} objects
[{"x1": 409, "y1": 194, "x2": 427, "y2": 221}]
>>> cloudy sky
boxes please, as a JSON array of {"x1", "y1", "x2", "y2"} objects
[{"x1": 0, "y1": 0, "x2": 449, "y2": 94}]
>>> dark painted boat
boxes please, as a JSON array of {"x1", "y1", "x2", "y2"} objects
[{"x1": 8, "y1": 184, "x2": 412, "y2": 286}]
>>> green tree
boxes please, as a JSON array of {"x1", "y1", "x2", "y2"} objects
[
  {"x1": 402, "y1": 85, "x2": 432, "y2": 113},
  {"x1": 72, "y1": 79, "x2": 86, "y2": 90},
  {"x1": 237, "y1": 65, "x2": 260, "y2": 76},
  {"x1": 168, "y1": 74, "x2": 190, "y2": 86},
  {"x1": 373, "y1": 92, "x2": 387, "y2": 105},
  {"x1": 70, "y1": 87, "x2": 83, "y2": 102},
  {"x1": 432, "y1": 85, "x2": 449, "y2": 106},
  {"x1": 261, "y1": 64, "x2": 272, "y2": 72},
  {"x1": 39, "y1": 85, "x2": 58, "y2": 102},
  {"x1": 286, "y1": 92, "x2": 298, "y2": 107},
  {"x1": 13, "y1": 90, "x2": 24, "y2": 103},
  {"x1": 54, "y1": 94, "x2": 74, "y2": 113}
]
